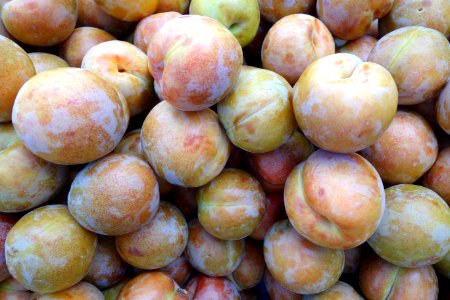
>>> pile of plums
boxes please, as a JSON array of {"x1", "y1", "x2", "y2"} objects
[{"x1": 0, "y1": 0, "x2": 449, "y2": 299}]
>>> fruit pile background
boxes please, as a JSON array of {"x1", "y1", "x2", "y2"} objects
[{"x1": 0, "y1": 0, "x2": 449, "y2": 299}]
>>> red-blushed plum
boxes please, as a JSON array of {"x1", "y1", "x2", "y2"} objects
[
  {"x1": 134, "y1": 12, "x2": 181, "y2": 54},
  {"x1": 189, "y1": 0, "x2": 260, "y2": 47},
  {"x1": 103, "y1": 277, "x2": 131, "y2": 300},
  {"x1": 262, "y1": 14, "x2": 334, "y2": 85},
  {"x1": 82, "y1": 40, "x2": 153, "y2": 117},
  {"x1": 5, "y1": 205, "x2": 97, "y2": 293},
  {"x1": 303, "y1": 281, "x2": 364, "y2": 300},
  {"x1": 0, "y1": 36, "x2": 35, "y2": 122},
  {"x1": 0, "y1": 123, "x2": 68, "y2": 212},
  {"x1": 343, "y1": 245, "x2": 364, "y2": 274},
  {"x1": 28, "y1": 53, "x2": 68, "y2": 74},
  {"x1": 1, "y1": 0, "x2": 77, "y2": 46},
  {"x1": 293, "y1": 53, "x2": 398, "y2": 153},
  {"x1": 157, "y1": 0, "x2": 189, "y2": 13},
  {"x1": 60, "y1": 27, "x2": 115, "y2": 68},
  {"x1": 94, "y1": 0, "x2": 159, "y2": 22},
  {"x1": 185, "y1": 275, "x2": 240, "y2": 300},
  {"x1": 338, "y1": 36, "x2": 377, "y2": 61},
  {"x1": 159, "y1": 254, "x2": 192, "y2": 286},
  {"x1": 228, "y1": 239, "x2": 265, "y2": 290},
  {"x1": 379, "y1": 0, "x2": 450, "y2": 37},
  {"x1": 434, "y1": 251, "x2": 449, "y2": 279},
  {"x1": 185, "y1": 219, "x2": 244, "y2": 276},
  {"x1": 84, "y1": 237, "x2": 127, "y2": 289},
  {"x1": 117, "y1": 272, "x2": 188, "y2": 300},
  {"x1": 285, "y1": 150, "x2": 385, "y2": 249},
  {"x1": 0, "y1": 277, "x2": 31, "y2": 299},
  {"x1": 68, "y1": 153, "x2": 160, "y2": 236},
  {"x1": 115, "y1": 202, "x2": 188, "y2": 269},
  {"x1": 30, "y1": 281, "x2": 103, "y2": 299},
  {"x1": 0, "y1": 214, "x2": 17, "y2": 281},
  {"x1": 368, "y1": 26, "x2": 450, "y2": 105},
  {"x1": 437, "y1": 81, "x2": 450, "y2": 134},
  {"x1": 247, "y1": 130, "x2": 314, "y2": 192},
  {"x1": 317, "y1": 0, "x2": 393, "y2": 40},
  {"x1": 360, "y1": 110, "x2": 438, "y2": 184},
  {"x1": 264, "y1": 220, "x2": 344, "y2": 294},
  {"x1": 114, "y1": 129, "x2": 173, "y2": 195},
  {"x1": 359, "y1": 252, "x2": 439, "y2": 300},
  {"x1": 250, "y1": 193, "x2": 284, "y2": 240},
  {"x1": 141, "y1": 101, "x2": 230, "y2": 188},
  {"x1": 77, "y1": 0, "x2": 131, "y2": 37},
  {"x1": 368, "y1": 184, "x2": 450, "y2": 268},
  {"x1": 423, "y1": 147, "x2": 450, "y2": 205},
  {"x1": 258, "y1": 0, "x2": 315, "y2": 23},
  {"x1": 264, "y1": 269, "x2": 303, "y2": 300},
  {"x1": 217, "y1": 66, "x2": 296, "y2": 153},
  {"x1": 197, "y1": 168, "x2": 266, "y2": 240},
  {"x1": 147, "y1": 15, "x2": 243, "y2": 111},
  {"x1": 12, "y1": 68, "x2": 129, "y2": 165}
]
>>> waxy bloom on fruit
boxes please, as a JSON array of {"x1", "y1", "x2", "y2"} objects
[{"x1": 147, "y1": 15, "x2": 243, "y2": 111}]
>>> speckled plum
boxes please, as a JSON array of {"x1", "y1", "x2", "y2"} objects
[
  {"x1": 117, "y1": 272, "x2": 188, "y2": 300},
  {"x1": 368, "y1": 184, "x2": 450, "y2": 268},
  {"x1": 0, "y1": 123, "x2": 68, "y2": 212},
  {"x1": 228, "y1": 239, "x2": 265, "y2": 290},
  {"x1": 285, "y1": 150, "x2": 385, "y2": 249},
  {"x1": 68, "y1": 153, "x2": 160, "y2": 236},
  {"x1": 359, "y1": 252, "x2": 439, "y2": 300},
  {"x1": 0, "y1": 36, "x2": 35, "y2": 122},
  {"x1": 247, "y1": 130, "x2": 314, "y2": 192},
  {"x1": 437, "y1": 81, "x2": 450, "y2": 134},
  {"x1": 30, "y1": 281, "x2": 104, "y2": 299},
  {"x1": 0, "y1": 214, "x2": 17, "y2": 281},
  {"x1": 60, "y1": 27, "x2": 115, "y2": 68},
  {"x1": 116, "y1": 202, "x2": 188, "y2": 269},
  {"x1": 85, "y1": 237, "x2": 127, "y2": 289},
  {"x1": 264, "y1": 220, "x2": 344, "y2": 294},
  {"x1": 258, "y1": 0, "x2": 315, "y2": 23},
  {"x1": 264, "y1": 269, "x2": 302, "y2": 300},
  {"x1": 114, "y1": 129, "x2": 173, "y2": 195},
  {"x1": 250, "y1": 193, "x2": 284, "y2": 240},
  {"x1": 5, "y1": 205, "x2": 97, "y2": 293},
  {"x1": 185, "y1": 219, "x2": 244, "y2": 276},
  {"x1": 379, "y1": 0, "x2": 450, "y2": 37},
  {"x1": 186, "y1": 275, "x2": 240, "y2": 300},
  {"x1": 262, "y1": 14, "x2": 334, "y2": 85},
  {"x1": 317, "y1": 0, "x2": 393, "y2": 40},
  {"x1": 303, "y1": 281, "x2": 363, "y2": 300},
  {"x1": 197, "y1": 168, "x2": 266, "y2": 240},
  {"x1": 141, "y1": 101, "x2": 230, "y2": 188},
  {"x1": 28, "y1": 53, "x2": 69, "y2": 74},
  {"x1": 77, "y1": 0, "x2": 131, "y2": 37},
  {"x1": 360, "y1": 110, "x2": 438, "y2": 184},
  {"x1": 134, "y1": 12, "x2": 181, "y2": 54},
  {"x1": 338, "y1": 36, "x2": 377, "y2": 61},
  {"x1": 423, "y1": 147, "x2": 450, "y2": 205},
  {"x1": 12, "y1": 68, "x2": 129, "y2": 165},
  {"x1": 82, "y1": 40, "x2": 153, "y2": 116},
  {"x1": 1, "y1": 0, "x2": 77, "y2": 46},
  {"x1": 147, "y1": 15, "x2": 243, "y2": 111},
  {"x1": 217, "y1": 66, "x2": 297, "y2": 153},
  {"x1": 368, "y1": 26, "x2": 450, "y2": 105},
  {"x1": 94, "y1": 0, "x2": 159, "y2": 22},
  {"x1": 159, "y1": 254, "x2": 192, "y2": 286},
  {"x1": 293, "y1": 53, "x2": 398, "y2": 153}
]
